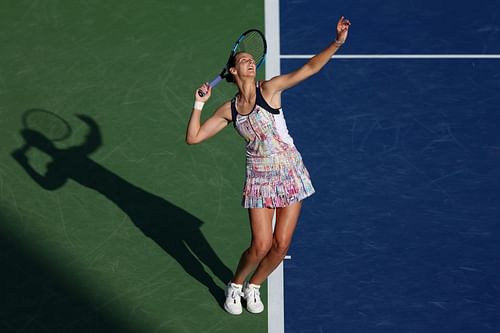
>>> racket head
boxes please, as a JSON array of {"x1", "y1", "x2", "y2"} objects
[
  {"x1": 198, "y1": 28, "x2": 267, "y2": 96},
  {"x1": 21, "y1": 108, "x2": 72, "y2": 142},
  {"x1": 231, "y1": 29, "x2": 267, "y2": 69}
]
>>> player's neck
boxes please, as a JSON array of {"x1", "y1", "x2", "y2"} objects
[{"x1": 238, "y1": 79, "x2": 256, "y2": 104}]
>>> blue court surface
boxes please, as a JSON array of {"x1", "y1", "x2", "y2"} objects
[{"x1": 277, "y1": 0, "x2": 500, "y2": 332}]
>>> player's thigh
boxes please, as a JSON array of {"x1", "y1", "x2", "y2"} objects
[
  {"x1": 248, "y1": 207, "x2": 274, "y2": 249},
  {"x1": 274, "y1": 201, "x2": 302, "y2": 247}
]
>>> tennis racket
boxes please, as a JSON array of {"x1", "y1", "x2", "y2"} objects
[{"x1": 198, "y1": 29, "x2": 267, "y2": 97}]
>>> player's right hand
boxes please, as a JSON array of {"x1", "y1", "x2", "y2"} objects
[{"x1": 195, "y1": 82, "x2": 211, "y2": 102}]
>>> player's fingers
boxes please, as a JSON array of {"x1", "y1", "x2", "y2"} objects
[
  {"x1": 198, "y1": 83, "x2": 208, "y2": 93},
  {"x1": 196, "y1": 83, "x2": 211, "y2": 99},
  {"x1": 204, "y1": 83, "x2": 211, "y2": 95},
  {"x1": 196, "y1": 88, "x2": 206, "y2": 98}
]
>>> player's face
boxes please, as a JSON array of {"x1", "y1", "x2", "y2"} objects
[{"x1": 234, "y1": 53, "x2": 256, "y2": 76}]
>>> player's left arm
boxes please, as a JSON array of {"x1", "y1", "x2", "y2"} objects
[{"x1": 262, "y1": 16, "x2": 351, "y2": 96}]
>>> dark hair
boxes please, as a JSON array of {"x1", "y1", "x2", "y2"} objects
[{"x1": 225, "y1": 51, "x2": 245, "y2": 83}]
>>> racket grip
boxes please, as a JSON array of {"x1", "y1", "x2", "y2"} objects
[
  {"x1": 209, "y1": 75, "x2": 223, "y2": 87},
  {"x1": 197, "y1": 75, "x2": 224, "y2": 97}
]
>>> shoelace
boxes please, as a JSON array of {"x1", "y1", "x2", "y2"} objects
[
  {"x1": 247, "y1": 287, "x2": 261, "y2": 302},
  {"x1": 230, "y1": 288, "x2": 244, "y2": 303}
]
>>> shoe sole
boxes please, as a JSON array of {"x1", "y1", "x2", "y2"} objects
[
  {"x1": 224, "y1": 303, "x2": 243, "y2": 315},
  {"x1": 246, "y1": 305, "x2": 264, "y2": 314},
  {"x1": 243, "y1": 293, "x2": 264, "y2": 314}
]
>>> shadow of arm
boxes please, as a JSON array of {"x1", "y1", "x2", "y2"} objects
[
  {"x1": 11, "y1": 149, "x2": 67, "y2": 190},
  {"x1": 74, "y1": 115, "x2": 102, "y2": 155}
]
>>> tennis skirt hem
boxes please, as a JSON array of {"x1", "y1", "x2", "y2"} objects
[{"x1": 241, "y1": 149, "x2": 315, "y2": 209}]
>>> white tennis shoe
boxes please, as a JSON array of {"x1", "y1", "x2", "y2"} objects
[
  {"x1": 243, "y1": 283, "x2": 264, "y2": 314},
  {"x1": 224, "y1": 282, "x2": 244, "y2": 315}
]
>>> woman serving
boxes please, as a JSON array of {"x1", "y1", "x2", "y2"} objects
[{"x1": 186, "y1": 16, "x2": 351, "y2": 315}]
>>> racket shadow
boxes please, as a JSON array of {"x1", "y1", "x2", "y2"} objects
[{"x1": 11, "y1": 110, "x2": 232, "y2": 308}]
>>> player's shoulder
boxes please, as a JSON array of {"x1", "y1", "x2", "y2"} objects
[
  {"x1": 259, "y1": 78, "x2": 277, "y2": 92},
  {"x1": 213, "y1": 100, "x2": 231, "y2": 110},
  {"x1": 220, "y1": 100, "x2": 232, "y2": 110},
  {"x1": 214, "y1": 100, "x2": 233, "y2": 121}
]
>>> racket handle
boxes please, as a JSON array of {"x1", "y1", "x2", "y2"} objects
[
  {"x1": 209, "y1": 75, "x2": 223, "y2": 87},
  {"x1": 197, "y1": 75, "x2": 224, "y2": 97}
]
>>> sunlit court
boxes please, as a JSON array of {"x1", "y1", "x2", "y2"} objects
[{"x1": 1, "y1": 1, "x2": 499, "y2": 332}]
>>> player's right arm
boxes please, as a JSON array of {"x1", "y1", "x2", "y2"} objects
[{"x1": 186, "y1": 83, "x2": 232, "y2": 145}]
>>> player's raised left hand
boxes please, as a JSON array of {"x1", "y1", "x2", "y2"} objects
[{"x1": 336, "y1": 16, "x2": 351, "y2": 43}]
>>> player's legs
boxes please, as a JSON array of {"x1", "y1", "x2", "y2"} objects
[
  {"x1": 249, "y1": 201, "x2": 302, "y2": 285},
  {"x1": 231, "y1": 207, "x2": 274, "y2": 284}
]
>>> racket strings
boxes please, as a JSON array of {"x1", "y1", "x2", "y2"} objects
[{"x1": 235, "y1": 31, "x2": 266, "y2": 64}]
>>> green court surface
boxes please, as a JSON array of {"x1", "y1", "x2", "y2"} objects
[{"x1": 1, "y1": 1, "x2": 266, "y2": 332}]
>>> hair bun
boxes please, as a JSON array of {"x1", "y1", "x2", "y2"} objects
[{"x1": 225, "y1": 73, "x2": 235, "y2": 83}]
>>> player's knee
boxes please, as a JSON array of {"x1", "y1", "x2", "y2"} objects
[
  {"x1": 272, "y1": 238, "x2": 290, "y2": 258},
  {"x1": 250, "y1": 240, "x2": 272, "y2": 259}
]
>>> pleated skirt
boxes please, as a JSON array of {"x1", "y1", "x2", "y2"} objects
[{"x1": 242, "y1": 148, "x2": 315, "y2": 208}]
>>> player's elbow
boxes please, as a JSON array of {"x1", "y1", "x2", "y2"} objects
[
  {"x1": 293, "y1": 64, "x2": 317, "y2": 83},
  {"x1": 185, "y1": 135, "x2": 201, "y2": 145},
  {"x1": 185, "y1": 137, "x2": 196, "y2": 145},
  {"x1": 305, "y1": 63, "x2": 320, "y2": 76}
]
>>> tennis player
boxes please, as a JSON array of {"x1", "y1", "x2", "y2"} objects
[{"x1": 186, "y1": 16, "x2": 351, "y2": 315}]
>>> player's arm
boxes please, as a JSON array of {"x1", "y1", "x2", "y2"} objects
[
  {"x1": 263, "y1": 17, "x2": 351, "y2": 94},
  {"x1": 186, "y1": 83, "x2": 232, "y2": 145}
]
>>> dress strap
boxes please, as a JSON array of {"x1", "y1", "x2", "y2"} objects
[
  {"x1": 230, "y1": 97, "x2": 238, "y2": 127},
  {"x1": 256, "y1": 81, "x2": 280, "y2": 115}
]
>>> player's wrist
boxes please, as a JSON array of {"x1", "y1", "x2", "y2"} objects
[
  {"x1": 193, "y1": 100, "x2": 205, "y2": 111},
  {"x1": 334, "y1": 39, "x2": 345, "y2": 47}
]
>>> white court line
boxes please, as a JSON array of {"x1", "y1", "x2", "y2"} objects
[
  {"x1": 265, "y1": 1, "x2": 283, "y2": 333},
  {"x1": 281, "y1": 54, "x2": 500, "y2": 59}
]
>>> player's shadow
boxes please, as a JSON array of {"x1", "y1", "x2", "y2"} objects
[{"x1": 11, "y1": 111, "x2": 232, "y2": 307}]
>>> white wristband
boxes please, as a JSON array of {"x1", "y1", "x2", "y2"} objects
[{"x1": 194, "y1": 101, "x2": 205, "y2": 111}]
